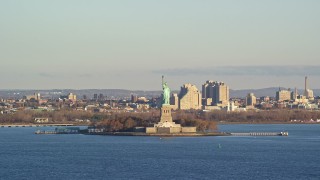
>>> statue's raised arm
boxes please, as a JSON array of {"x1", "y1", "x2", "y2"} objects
[{"x1": 162, "y1": 76, "x2": 170, "y2": 105}]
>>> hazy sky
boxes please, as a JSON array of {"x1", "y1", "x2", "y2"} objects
[{"x1": 1, "y1": 0, "x2": 319, "y2": 90}]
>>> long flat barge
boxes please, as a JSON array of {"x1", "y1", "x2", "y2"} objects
[
  {"x1": 35, "y1": 130, "x2": 79, "y2": 134},
  {"x1": 35, "y1": 127, "x2": 81, "y2": 134},
  {"x1": 1, "y1": 124, "x2": 74, "y2": 128}
]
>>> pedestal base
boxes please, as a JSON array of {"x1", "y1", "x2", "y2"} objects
[
  {"x1": 145, "y1": 105, "x2": 196, "y2": 134},
  {"x1": 160, "y1": 105, "x2": 173, "y2": 123}
]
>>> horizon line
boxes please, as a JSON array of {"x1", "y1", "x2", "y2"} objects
[{"x1": 0, "y1": 86, "x2": 318, "y2": 91}]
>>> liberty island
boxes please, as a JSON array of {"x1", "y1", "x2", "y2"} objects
[
  {"x1": 80, "y1": 77, "x2": 287, "y2": 137},
  {"x1": 145, "y1": 76, "x2": 197, "y2": 134}
]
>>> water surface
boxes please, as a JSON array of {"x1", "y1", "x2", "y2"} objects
[{"x1": 0, "y1": 124, "x2": 319, "y2": 180}]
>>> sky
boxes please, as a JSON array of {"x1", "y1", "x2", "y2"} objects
[{"x1": 0, "y1": 0, "x2": 319, "y2": 90}]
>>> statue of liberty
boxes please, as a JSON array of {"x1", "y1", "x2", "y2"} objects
[{"x1": 162, "y1": 75, "x2": 170, "y2": 105}]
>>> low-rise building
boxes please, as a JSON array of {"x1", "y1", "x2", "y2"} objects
[{"x1": 34, "y1": 118, "x2": 49, "y2": 123}]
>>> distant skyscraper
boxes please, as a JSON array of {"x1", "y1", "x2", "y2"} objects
[
  {"x1": 304, "y1": 76, "x2": 314, "y2": 100},
  {"x1": 98, "y1": 93, "x2": 105, "y2": 101},
  {"x1": 170, "y1": 93, "x2": 179, "y2": 110},
  {"x1": 213, "y1": 82, "x2": 229, "y2": 106},
  {"x1": 202, "y1": 81, "x2": 229, "y2": 107},
  {"x1": 291, "y1": 88, "x2": 298, "y2": 100},
  {"x1": 68, "y1": 93, "x2": 77, "y2": 101},
  {"x1": 246, "y1": 93, "x2": 256, "y2": 106},
  {"x1": 276, "y1": 88, "x2": 291, "y2": 102},
  {"x1": 35, "y1": 93, "x2": 41, "y2": 101},
  {"x1": 25, "y1": 93, "x2": 41, "y2": 101},
  {"x1": 260, "y1": 96, "x2": 270, "y2": 102},
  {"x1": 131, "y1": 94, "x2": 138, "y2": 103},
  {"x1": 178, "y1": 84, "x2": 201, "y2": 110},
  {"x1": 202, "y1": 80, "x2": 215, "y2": 99},
  {"x1": 306, "y1": 89, "x2": 314, "y2": 99},
  {"x1": 93, "y1": 94, "x2": 98, "y2": 101}
]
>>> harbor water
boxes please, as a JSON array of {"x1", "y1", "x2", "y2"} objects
[{"x1": 0, "y1": 124, "x2": 319, "y2": 180}]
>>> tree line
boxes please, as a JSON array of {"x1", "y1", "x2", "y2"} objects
[
  {"x1": 198, "y1": 110, "x2": 320, "y2": 123},
  {"x1": 94, "y1": 110, "x2": 217, "y2": 132},
  {"x1": 1, "y1": 109, "x2": 320, "y2": 131}
]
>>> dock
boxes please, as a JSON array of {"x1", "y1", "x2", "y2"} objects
[
  {"x1": 0, "y1": 124, "x2": 74, "y2": 128},
  {"x1": 34, "y1": 130, "x2": 79, "y2": 134},
  {"x1": 35, "y1": 127, "x2": 80, "y2": 134},
  {"x1": 230, "y1": 132, "x2": 288, "y2": 136},
  {"x1": 35, "y1": 130, "x2": 59, "y2": 134}
]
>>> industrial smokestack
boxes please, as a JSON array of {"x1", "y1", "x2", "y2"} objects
[{"x1": 304, "y1": 76, "x2": 308, "y2": 97}]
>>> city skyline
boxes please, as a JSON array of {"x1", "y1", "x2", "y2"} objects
[
  {"x1": 0, "y1": 75, "x2": 317, "y2": 93},
  {"x1": 1, "y1": 1, "x2": 319, "y2": 90}
]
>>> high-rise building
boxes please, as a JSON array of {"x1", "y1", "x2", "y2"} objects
[
  {"x1": 246, "y1": 93, "x2": 256, "y2": 106},
  {"x1": 178, "y1": 84, "x2": 201, "y2": 110},
  {"x1": 304, "y1": 76, "x2": 314, "y2": 100},
  {"x1": 25, "y1": 93, "x2": 41, "y2": 101},
  {"x1": 291, "y1": 88, "x2": 298, "y2": 100},
  {"x1": 131, "y1": 95, "x2": 138, "y2": 103},
  {"x1": 35, "y1": 93, "x2": 41, "y2": 101},
  {"x1": 202, "y1": 80, "x2": 215, "y2": 99},
  {"x1": 213, "y1": 82, "x2": 229, "y2": 106},
  {"x1": 306, "y1": 89, "x2": 314, "y2": 99},
  {"x1": 93, "y1": 94, "x2": 98, "y2": 101},
  {"x1": 202, "y1": 81, "x2": 229, "y2": 107},
  {"x1": 68, "y1": 93, "x2": 77, "y2": 101},
  {"x1": 170, "y1": 93, "x2": 179, "y2": 110},
  {"x1": 98, "y1": 93, "x2": 105, "y2": 101},
  {"x1": 260, "y1": 96, "x2": 270, "y2": 102},
  {"x1": 276, "y1": 89, "x2": 291, "y2": 102}
]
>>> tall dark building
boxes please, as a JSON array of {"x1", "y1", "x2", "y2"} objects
[
  {"x1": 93, "y1": 94, "x2": 98, "y2": 101},
  {"x1": 98, "y1": 94, "x2": 105, "y2": 101},
  {"x1": 131, "y1": 95, "x2": 138, "y2": 103}
]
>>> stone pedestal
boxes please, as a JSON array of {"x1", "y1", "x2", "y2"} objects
[
  {"x1": 145, "y1": 105, "x2": 196, "y2": 134},
  {"x1": 155, "y1": 105, "x2": 180, "y2": 129},
  {"x1": 160, "y1": 105, "x2": 173, "y2": 123}
]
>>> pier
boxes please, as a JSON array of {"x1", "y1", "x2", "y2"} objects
[
  {"x1": 230, "y1": 132, "x2": 288, "y2": 136},
  {"x1": 0, "y1": 124, "x2": 74, "y2": 128},
  {"x1": 35, "y1": 127, "x2": 80, "y2": 134}
]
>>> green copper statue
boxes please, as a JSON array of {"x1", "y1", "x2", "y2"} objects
[{"x1": 162, "y1": 75, "x2": 170, "y2": 105}]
